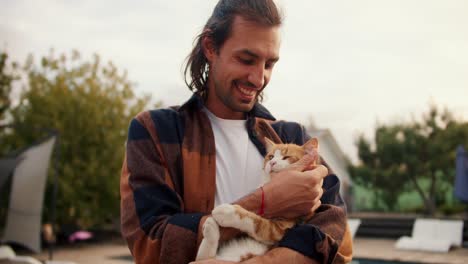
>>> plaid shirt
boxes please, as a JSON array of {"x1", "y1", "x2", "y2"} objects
[{"x1": 120, "y1": 94, "x2": 353, "y2": 264}]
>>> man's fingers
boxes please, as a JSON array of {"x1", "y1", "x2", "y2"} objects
[
  {"x1": 310, "y1": 187, "x2": 323, "y2": 210},
  {"x1": 190, "y1": 260, "x2": 236, "y2": 264},
  {"x1": 301, "y1": 165, "x2": 328, "y2": 186},
  {"x1": 311, "y1": 199, "x2": 322, "y2": 212},
  {"x1": 310, "y1": 165, "x2": 328, "y2": 179},
  {"x1": 311, "y1": 180, "x2": 323, "y2": 198}
]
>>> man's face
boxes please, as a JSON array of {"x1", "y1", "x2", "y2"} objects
[{"x1": 204, "y1": 16, "x2": 281, "y2": 119}]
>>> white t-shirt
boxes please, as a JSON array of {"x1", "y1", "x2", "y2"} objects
[{"x1": 203, "y1": 108, "x2": 264, "y2": 206}]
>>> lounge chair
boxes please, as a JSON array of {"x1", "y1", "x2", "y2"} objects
[
  {"x1": 0, "y1": 245, "x2": 42, "y2": 264},
  {"x1": 2, "y1": 136, "x2": 57, "y2": 253},
  {"x1": 0, "y1": 245, "x2": 77, "y2": 264},
  {"x1": 347, "y1": 218, "x2": 361, "y2": 239},
  {"x1": 395, "y1": 218, "x2": 464, "y2": 252}
]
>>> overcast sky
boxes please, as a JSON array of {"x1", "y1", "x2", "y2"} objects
[{"x1": 1, "y1": 0, "x2": 467, "y2": 163}]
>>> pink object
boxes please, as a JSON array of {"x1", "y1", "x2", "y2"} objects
[{"x1": 68, "y1": 231, "x2": 93, "y2": 243}]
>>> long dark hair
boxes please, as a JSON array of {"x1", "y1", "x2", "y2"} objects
[{"x1": 184, "y1": 0, "x2": 282, "y2": 101}]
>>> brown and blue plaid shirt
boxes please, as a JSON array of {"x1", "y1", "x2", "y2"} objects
[{"x1": 120, "y1": 94, "x2": 353, "y2": 264}]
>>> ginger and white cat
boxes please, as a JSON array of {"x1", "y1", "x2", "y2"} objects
[{"x1": 196, "y1": 137, "x2": 319, "y2": 262}]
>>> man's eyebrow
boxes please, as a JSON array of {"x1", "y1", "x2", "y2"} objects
[{"x1": 238, "y1": 49, "x2": 280, "y2": 62}]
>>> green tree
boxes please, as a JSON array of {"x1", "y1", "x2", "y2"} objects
[
  {"x1": 350, "y1": 106, "x2": 468, "y2": 215},
  {"x1": 0, "y1": 52, "x2": 20, "y2": 228},
  {"x1": 0, "y1": 52, "x2": 18, "y2": 123},
  {"x1": 5, "y1": 50, "x2": 150, "y2": 227}
]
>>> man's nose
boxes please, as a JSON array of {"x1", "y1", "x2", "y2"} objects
[{"x1": 247, "y1": 65, "x2": 265, "y2": 88}]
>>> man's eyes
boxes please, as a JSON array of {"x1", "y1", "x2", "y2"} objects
[
  {"x1": 238, "y1": 57, "x2": 276, "y2": 69},
  {"x1": 239, "y1": 57, "x2": 254, "y2": 65},
  {"x1": 265, "y1": 61, "x2": 275, "y2": 69}
]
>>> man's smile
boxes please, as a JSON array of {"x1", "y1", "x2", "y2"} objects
[{"x1": 234, "y1": 81, "x2": 257, "y2": 101}]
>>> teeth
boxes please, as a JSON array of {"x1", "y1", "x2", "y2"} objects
[{"x1": 239, "y1": 87, "x2": 256, "y2": 96}]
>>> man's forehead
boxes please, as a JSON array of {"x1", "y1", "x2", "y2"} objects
[{"x1": 228, "y1": 16, "x2": 281, "y2": 60}]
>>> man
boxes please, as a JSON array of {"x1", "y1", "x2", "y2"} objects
[{"x1": 120, "y1": 1, "x2": 352, "y2": 263}]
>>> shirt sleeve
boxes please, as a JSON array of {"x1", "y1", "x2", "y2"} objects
[{"x1": 120, "y1": 114, "x2": 203, "y2": 264}]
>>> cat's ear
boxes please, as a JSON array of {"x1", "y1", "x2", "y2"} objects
[
  {"x1": 303, "y1": 138, "x2": 319, "y2": 153},
  {"x1": 264, "y1": 137, "x2": 276, "y2": 152}
]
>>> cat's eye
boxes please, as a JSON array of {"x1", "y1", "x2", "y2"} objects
[
  {"x1": 268, "y1": 155, "x2": 274, "y2": 160},
  {"x1": 282, "y1": 156, "x2": 290, "y2": 160}
]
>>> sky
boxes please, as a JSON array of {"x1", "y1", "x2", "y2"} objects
[{"x1": 1, "y1": 0, "x2": 468, "y2": 163}]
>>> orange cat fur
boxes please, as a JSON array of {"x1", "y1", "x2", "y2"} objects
[{"x1": 196, "y1": 138, "x2": 319, "y2": 262}]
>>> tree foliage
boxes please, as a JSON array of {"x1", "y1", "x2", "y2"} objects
[
  {"x1": 350, "y1": 106, "x2": 468, "y2": 215},
  {"x1": 0, "y1": 52, "x2": 18, "y2": 122},
  {"x1": 0, "y1": 52, "x2": 18, "y2": 228},
  {"x1": 1, "y1": 50, "x2": 150, "y2": 228}
]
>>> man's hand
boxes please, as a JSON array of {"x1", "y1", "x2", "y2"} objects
[
  {"x1": 263, "y1": 149, "x2": 328, "y2": 219},
  {"x1": 240, "y1": 247, "x2": 320, "y2": 264},
  {"x1": 189, "y1": 259, "x2": 237, "y2": 264}
]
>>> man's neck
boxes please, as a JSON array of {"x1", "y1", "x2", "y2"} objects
[{"x1": 204, "y1": 96, "x2": 246, "y2": 120}]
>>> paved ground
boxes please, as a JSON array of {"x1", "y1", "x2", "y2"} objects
[
  {"x1": 29, "y1": 238, "x2": 468, "y2": 264},
  {"x1": 354, "y1": 238, "x2": 468, "y2": 264},
  {"x1": 33, "y1": 240, "x2": 131, "y2": 264}
]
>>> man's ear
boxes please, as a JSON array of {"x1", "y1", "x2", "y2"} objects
[{"x1": 201, "y1": 32, "x2": 216, "y2": 63}]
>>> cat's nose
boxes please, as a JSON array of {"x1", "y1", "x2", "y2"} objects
[{"x1": 270, "y1": 161, "x2": 277, "y2": 167}]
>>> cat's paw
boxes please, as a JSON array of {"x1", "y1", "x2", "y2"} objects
[
  {"x1": 212, "y1": 204, "x2": 243, "y2": 229},
  {"x1": 202, "y1": 216, "x2": 220, "y2": 243},
  {"x1": 196, "y1": 217, "x2": 219, "y2": 261},
  {"x1": 212, "y1": 204, "x2": 237, "y2": 225}
]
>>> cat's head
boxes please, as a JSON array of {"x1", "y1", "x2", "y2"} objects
[{"x1": 263, "y1": 137, "x2": 319, "y2": 174}]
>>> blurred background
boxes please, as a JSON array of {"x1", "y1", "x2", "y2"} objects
[{"x1": 1, "y1": 0, "x2": 467, "y2": 263}]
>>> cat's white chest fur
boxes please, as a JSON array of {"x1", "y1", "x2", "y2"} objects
[
  {"x1": 217, "y1": 237, "x2": 269, "y2": 262},
  {"x1": 196, "y1": 212, "x2": 269, "y2": 262}
]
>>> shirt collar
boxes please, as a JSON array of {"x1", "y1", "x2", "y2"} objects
[{"x1": 180, "y1": 93, "x2": 276, "y2": 121}]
